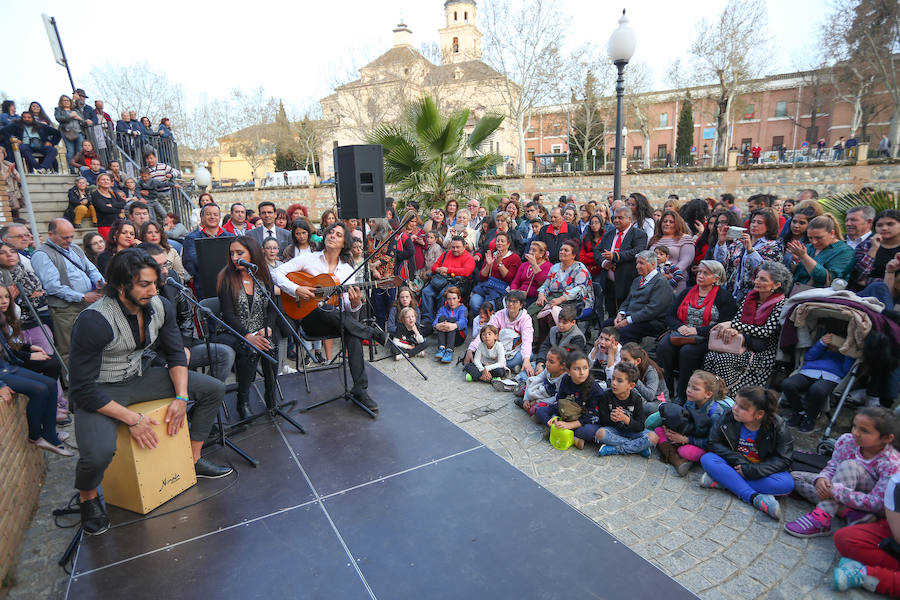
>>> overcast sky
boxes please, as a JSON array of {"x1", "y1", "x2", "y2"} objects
[{"x1": 2, "y1": 0, "x2": 825, "y2": 115}]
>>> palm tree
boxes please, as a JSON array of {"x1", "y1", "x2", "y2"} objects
[{"x1": 368, "y1": 97, "x2": 506, "y2": 210}]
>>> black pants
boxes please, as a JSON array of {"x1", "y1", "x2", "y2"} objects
[
  {"x1": 463, "y1": 363, "x2": 505, "y2": 380},
  {"x1": 218, "y1": 333, "x2": 276, "y2": 404},
  {"x1": 74, "y1": 367, "x2": 224, "y2": 491},
  {"x1": 601, "y1": 317, "x2": 663, "y2": 345},
  {"x1": 603, "y1": 282, "x2": 621, "y2": 325},
  {"x1": 301, "y1": 306, "x2": 373, "y2": 395},
  {"x1": 782, "y1": 373, "x2": 838, "y2": 420},
  {"x1": 656, "y1": 332, "x2": 709, "y2": 403}
]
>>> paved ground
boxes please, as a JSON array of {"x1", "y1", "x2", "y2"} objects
[{"x1": 3, "y1": 353, "x2": 874, "y2": 599}]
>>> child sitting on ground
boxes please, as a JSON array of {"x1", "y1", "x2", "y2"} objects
[
  {"x1": 645, "y1": 371, "x2": 729, "y2": 477},
  {"x1": 833, "y1": 471, "x2": 900, "y2": 594},
  {"x1": 433, "y1": 286, "x2": 467, "y2": 364},
  {"x1": 595, "y1": 362, "x2": 650, "y2": 457},
  {"x1": 464, "y1": 324, "x2": 508, "y2": 383},
  {"x1": 535, "y1": 351, "x2": 603, "y2": 450},
  {"x1": 535, "y1": 305, "x2": 586, "y2": 364},
  {"x1": 654, "y1": 245, "x2": 685, "y2": 290},
  {"x1": 786, "y1": 407, "x2": 900, "y2": 538},
  {"x1": 517, "y1": 346, "x2": 568, "y2": 415},
  {"x1": 470, "y1": 302, "x2": 494, "y2": 345},
  {"x1": 782, "y1": 332, "x2": 855, "y2": 433},
  {"x1": 391, "y1": 307, "x2": 427, "y2": 360},
  {"x1": 386, "y1": 286, "x2": 420, "y2": 333},
  {"x1": 619, "y1": 342, "x2": 670, "y2": 414},
  {"x1": 699, "y1": 386, "x2": 794, "y2": 520},
  {"x1": 588, "y1": 326, "x2": 620, "y2": 384}
]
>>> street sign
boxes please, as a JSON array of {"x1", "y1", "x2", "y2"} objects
[
  {"x1": 801, "y1": 141, "x2": 809, "y2": 148},
  {"x1": 690, "y1": 146, "x2": 696, "y2": 153}
]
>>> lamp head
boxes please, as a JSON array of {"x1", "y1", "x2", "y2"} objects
[
  {"x1": 194, "y1": 163, "x2": 211, "y2": 188},
  {"x1": 607, "y1": 9, "x2": 636, "y2": 63}
]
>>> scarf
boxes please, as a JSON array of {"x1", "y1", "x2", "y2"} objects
[
  {"x1": 676, "y1": 285, "x2": 720, "y2": 326},
  {"x1": 740, "y1": 290, "x2": 784, "y2": 326}
]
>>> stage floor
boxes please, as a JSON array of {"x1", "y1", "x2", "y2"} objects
[{"x1": 66, "y1": 367, "x2": 695, "y2": 599}]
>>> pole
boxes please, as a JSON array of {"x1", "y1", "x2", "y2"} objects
[
  {"x1": 613, "y1": 60, "x2": 627, "y2": 202},
  {"x1": 50, "y1": 17, "x2": 76, "y2": 93},
  {"x1": 9, "y1": 139, "x2": 41, "y2": 239}
]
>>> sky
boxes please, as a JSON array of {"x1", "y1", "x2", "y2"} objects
[{"x1": 2, "y1": 0, "x2": 827, "y2": 116}]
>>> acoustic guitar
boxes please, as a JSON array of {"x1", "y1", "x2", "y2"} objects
[{"x1": 282, "y1": 272, "x2": 403, "y2": 320}]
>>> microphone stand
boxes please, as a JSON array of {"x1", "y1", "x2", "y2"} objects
[{"x1": 237, "y1": 263, "x2": 308, "y2": 433}]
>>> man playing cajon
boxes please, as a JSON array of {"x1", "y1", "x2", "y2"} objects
[{"x1": 69, "y1": 248, "x2": 233, "y2": 535}]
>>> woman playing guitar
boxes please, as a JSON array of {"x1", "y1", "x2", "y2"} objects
[{"x1": 273, "y1": 222, "x2": 386, "y2": 412}]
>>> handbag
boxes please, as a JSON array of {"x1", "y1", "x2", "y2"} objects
[
  {"x1": 668, "y1": 335, "x2": 701, "y2": 346},
  {"x1": 557, "y1": 395, "x2": 583, "y2": 421},
  {"x1": 708, "y1": 323, "x2": 746, "y2": 355}
]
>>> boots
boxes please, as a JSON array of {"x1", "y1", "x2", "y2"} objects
[
  {"x1": 658, "y1": 441, "x2": 691, "y2": 477},
  {"x1": 236, "y1": 391, "x2": 251, "y2": 420}
]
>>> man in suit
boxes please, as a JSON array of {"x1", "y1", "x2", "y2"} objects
[
  {"x1": 609, "y1": 250, "x2": 674, "y2": 344},
  {"x1": 593, "y1": 206, "x2": 648, "y2": 321},
  {"x1": 248, "y1": 201, "x2": 291, "y2": 251}
]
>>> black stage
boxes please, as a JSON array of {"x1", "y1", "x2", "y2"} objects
[{"x1": 66, "y1": 367, "x2": 695, "y2": 599}]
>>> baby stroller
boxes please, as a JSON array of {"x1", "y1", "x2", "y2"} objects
[{"x1": 778, "y1": 289, "x2": 900, "y2": 441}]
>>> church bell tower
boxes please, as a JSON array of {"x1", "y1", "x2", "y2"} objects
[{"x1": 439, "y1": 0, "x2": 482, "y2": 64}]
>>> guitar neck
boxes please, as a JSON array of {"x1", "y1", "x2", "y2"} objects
[{"x1": 316, "y1": 278, "x2": 387, "y2": 296}]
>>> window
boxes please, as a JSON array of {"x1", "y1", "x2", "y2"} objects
[
  {"x1": 551, "y1": 144, "x2": 563, "y2": 153},
  {"x1": 659, "y1": 113, "x2": 668, "y2": 127},
  {"x1": 775, "y1": 101, "x2": 787, "y2": 118},
  {"x1": 772, "y1": 136, "x2": 784, "y2": 151},
  {"x1": 454, "y1": 11, "x2": 457, "y2": 21},
  {"x1": 527, "y1": 148, "x2": 535, "y2": 159},
  {"x1": 229, "y1": 146, "x2": 237, "y2": 158},
  {"x1": 464, "y1": 11, "x2": 468, "y2": 20},
  {"x1": 744, "y1": 104, "x2": 755, "y2": 119},
  {"x1": 452, "y1": 37, "x2": 459, "y2": 53},
  {"x1": 657, "y1": 144, "x2": 667, "y2": 158},
  {"x1": 633, "y1": 146, "x2": 642, "y2": 160}
]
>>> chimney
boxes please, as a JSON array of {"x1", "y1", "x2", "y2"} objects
[{"x1": 393, "y1": 22, "x2": 412, "y2": 47}]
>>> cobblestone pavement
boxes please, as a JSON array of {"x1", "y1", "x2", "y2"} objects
[{"x1": 4, "y1": 356, "x2": 875, "y2": 600}]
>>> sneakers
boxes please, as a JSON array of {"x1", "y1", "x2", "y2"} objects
[
  {"x1": 787, "y1": 411, "x2": 805, "y2": 428},
  {"x1": 513, "y1": 397, "x2": 525, "y2": 409},
  {"x1": 513, "y1": 381, "x2": 527, "y2": 397},
  {"x1": 465, "y1": 373, "x2": 473, "y2": 382},
  {"x1": 194, "y1": 458, "x2": 234, "y2": 479},
  {"x1": 441, "y1": 348, "x2": 453, "y2": 363},
  {"x1": 434, "y1": 346, "x2": 446, "y2": 360},
  {"x1": 598, "y1": 444, "x2": 619, "y2": 457},
  {"x1": 751, "y1": 493, "x2": 782, "y2": 520},
  {"x1": 395, "y1": 354, "x2": 404, "y2": 361},
  {"x1": 80, "y1": 497, "x2": 110, "y2": 536},
  {"x1": 833, "y1": 557, "x2": 867, "y2": 591},
  {"x1": 280, "y1": 365, "x2": 298, "y2": 375},
  {"x1": 699, "y1": 473, "x2": 719, "y2": 489},
  {"x1": 638, "y1": 447, "x2": 652, "y2": 458},
  {"x1": 798, "y1": 415, "x2": 816, "y2": 433},
  {"x1": 30, "y1": 437, "x2": 75, "y2": 456},
  {"x1": 784, "y1": 508, "x2": 831, "y2": 537},
  {"x1": 417, "y1": 351, "x2": 425, "y2": 358}
]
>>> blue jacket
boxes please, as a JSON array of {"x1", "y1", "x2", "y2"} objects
[
  {"x1": 433, "y1": 303, "x2": 467, "y2": 336},
  {"x1": 801, "y1": 341, "x2": 854, "y2": 380}
]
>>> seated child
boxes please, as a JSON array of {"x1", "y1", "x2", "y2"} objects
[
  {"x1": 699, "y1": 386, "x2": 794, "y2": 520},
  {"x1": 517, "y1": 346, "x2": 567, "y2": 414},
  {"x1": 782, "y1": 332, "x2": 855, "y2": 433},
  {"x1": 646, "y1": 370, "x2": 728, "y2": 477},
  {"x1": 391, "y1": 306, "x2": 427, "y2": 360},
  {"x1": 833, "y1": 471, "x2": 900, "y2": 595},
  {"x1": 535, "y1": 351, "x2": 603, "y2": 450},
  {"x1": 595, "y1": 362, "x2": 650, "y2": 457},
  {"x1": 619, "y1": 342, "x2": 670, "y2": 414},
  {"x1": 464, "y1": 324, "x2": 507, "y2": 382},
  {"x1": 786, "y1": 407, "x2": 900, "y2": 538},
  {"x1": 432, "y1": 286, "x2": 467, "y2": 364},
  {"x1": 535, "y1": 305, "x2": 586, "y2": 364},
  {"x1": 470, "y1": 303, "x2": 494, "y2": 347},
  {"x1": 655, "y1": 245, "x2": 685, "y2": 290},
  {"x1": 588, "y1": 326, "x2": 620, "y2": 384},
  {"x1": 386, "y1": 286, "x2": 420, "y2": 332}
]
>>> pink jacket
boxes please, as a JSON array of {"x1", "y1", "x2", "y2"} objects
[
  {"x1": 466, "y1": 308, "x2": 534, "y2": 361},
  {"x1": 510, "y1": 260, "x2": 552, "y2": 298},
  {"x1": 817, "y1": 433, "x2": 900, "y2": 514}
]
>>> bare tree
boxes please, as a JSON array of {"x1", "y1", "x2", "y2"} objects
[
  {"x1": 623, "y1": 61, "x2": 655, "y2": 168},
  {"x1": 177, "y1": 94, "x2": 228, "y2": 169},
  {"x1": 481, "y1": 0, "x2": 566, "y2": 174},
  {"x1": 224, "y1": 88, "x2": 277, "y2": 186},
  {"x1": 567, "y1": 70, "x2": 608, "y2": 171},
  {"x1": 295, "y1": 104, "x2": 326, "y2": 179},
  {"x1": 417, "y1": 41, "x2": 442, "y2": 65},
  {"x1": 689, "y1": 1, "x2": 769, "y2": 165},
  {"x1": 88, "y1": 62, "x2": 185, "y2": 125}
]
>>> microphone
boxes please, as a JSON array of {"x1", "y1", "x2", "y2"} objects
[
  {"x1": 165, "y1": 276, "x2": 192, "y2": 294},
  {"x1": 235, "y1": 258, "x2": 258, "y2": 272}
]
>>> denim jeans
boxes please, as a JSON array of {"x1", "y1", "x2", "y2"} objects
[
  {"x1": 469, "y1": 277, "x2": 507, "y2": 315},
  {"x1": 596, "y1": 426, "x2": 652, "y2": 454},
  {"x1": 63, "y1": 134, "x2": 83, "y2": 172},
  {"x1": 420, "y1": 281, "x2": 448, "y2": 324},
  {"x1": 700, "y1": 452, "x2": 794, "y2": 503}
]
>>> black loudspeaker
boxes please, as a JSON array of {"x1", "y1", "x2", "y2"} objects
[
  {"x1": 194, "y1": 236, "x2": 233, "y2": 299},
  {"x1": 334, "y1": 145, "x2": 386, "y2": 219}
]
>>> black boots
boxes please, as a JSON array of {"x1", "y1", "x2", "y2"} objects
[{"x1": 236, "y1": 392, "x2": 251, "y2": 420}]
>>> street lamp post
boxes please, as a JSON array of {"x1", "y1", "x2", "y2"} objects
[{"x1": 607, "y1": 9, "x2": 636, "y2": 203}]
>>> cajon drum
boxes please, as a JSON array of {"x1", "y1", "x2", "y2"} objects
[{"x1": 101, "y1": 398, "x2": 197, "y2": 514}]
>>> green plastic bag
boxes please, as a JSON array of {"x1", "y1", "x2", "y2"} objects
[{"x1": 549, "y1": 418, "x2": 574, "y2": 450}]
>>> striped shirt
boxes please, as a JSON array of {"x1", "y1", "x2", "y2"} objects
[{"x1": 147, "y1": 162, "x2": 181, "y2": 192}]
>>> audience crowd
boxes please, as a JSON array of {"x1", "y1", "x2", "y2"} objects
[{"x1": 3, "y1": 179, "x2": 900, "y2": 595}]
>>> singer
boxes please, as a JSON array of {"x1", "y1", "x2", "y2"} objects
[
  {"x1": 217, "y1": 236, "x2": 280, "y2": 418},
  {"x1": 273, "y1": 223, "x2": 386, "y2": 412},
  {"x1": 68, "y1": 248, "x2": 233, "y2": 536}
]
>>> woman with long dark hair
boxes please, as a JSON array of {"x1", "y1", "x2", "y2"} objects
[
  {"x1": 82, "y1": 232, "x2": 106, "y2": 266},
  {"x1": 283, "y1": 217, "x2": 317, "y2": 260},
  {"x1": 96, "y1": 219, "x2": 137, "y2": 277},
  {"x1": 628, "y1": 192, "x2": 656, "y2": 240},
  {"x1": 217, "y1": 236, "x2": 278, "y2": 418},
  {"x1": 138, "y1": 221, "x2": 187, "y2": 281}
]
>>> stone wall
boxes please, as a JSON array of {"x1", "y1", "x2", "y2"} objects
[
  {"x1": 209, "y1": 161, "x2": 900, "y2": 221},
  {"x1": 0, "y1": 395, "x2": 47, "y2": 583}
]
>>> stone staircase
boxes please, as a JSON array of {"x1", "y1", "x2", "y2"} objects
[{"x1": 22, "y1": 174, "x2": 98, "y2": 243}]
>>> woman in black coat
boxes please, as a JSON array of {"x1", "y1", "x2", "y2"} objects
[{"x1": 655, "y1": 259, "x2": 737, "y2": 403}]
